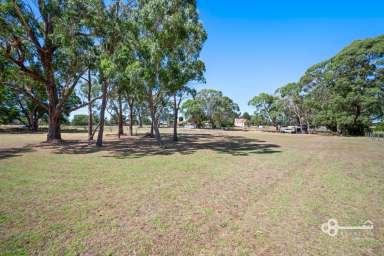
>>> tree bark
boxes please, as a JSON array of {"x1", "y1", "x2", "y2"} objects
[
  {"x1": 31, "y1": 108, "x2": 39, "y2": 132},
  {"x1": 46, "y1": 84, "x2": 62, "y2": 143},
  {"x1": 87, "y1": 69, "x2": 93, "y2": 144},
  {"x1": 96, "y1": 80, "x2": 108, "y2": 147},
  {"x1": 306, "y1": 120, "x2": 311, "y2": 134},
  {"x1": 173, "y1": 95, "x2": 178, "y2": 141},
  {"x1": 152, "y1": 114, "x2": 163, "y2": 146},
  {"x1": 293, "y1": 105, "x2": 303, "y2": 134},
  {"x1": 149, "y1": 95, "x2": 163, "y2": 146},
  {"x1": 298, "y1": 117, "x2": 303, "y2": 134},
  {"x1": 138, "y1": 108, "x2": 143, "y2": 128},
  {"x1": 47, "y1": 111, "x2": 61, "y2": 143},
  {"x1": 150, "y1": 120, "x2": 154, "y2": 137},
  {"x1": 117, "y1": 94, "x2": 124, "y2": 138},
  {"x1": 128, "y1": 97, "x2": 134, "y2": 136}
]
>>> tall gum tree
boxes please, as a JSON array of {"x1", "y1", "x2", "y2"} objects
[
  {"x1": 0, "y1": 0, "x2": 101, "y2": 142},
  {"x1": 95, "y1": 0, "x2": 131, "y2": 147},
  {"x1": 129, "y1": 0, "x2": 207, "y2": 146},
  {"x1": 300, "y1": 35, "x2": 384, "y2": 135}
]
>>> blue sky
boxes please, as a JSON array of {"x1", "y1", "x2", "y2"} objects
[{"x1": 196, "y1": 0, "x2": 384, "y2": 114}]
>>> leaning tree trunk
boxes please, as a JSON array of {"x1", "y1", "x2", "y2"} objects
[
  {"x1": 149, "y1": 96, "x2": 163, "y2": 146},
  {"x1": 96, "y1": 80, "x2": 108, "y2": 147},
  {"x1": 117, "y1": 95, "x2": 124, "y2": 138},
  {"x1": 173, "y1": 95, "x2": 178, "y2": 142},
  {"x1": 46, "y1": 84, "x2": 62, "y2": 143},
  {"x1": 87, "y1": 69, "x2": 93, "y2": 144},
  {"x1": 151, "y1": 114, "x2": 163, "y2": 147}
]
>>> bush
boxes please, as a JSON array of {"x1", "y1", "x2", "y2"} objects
[
  {"x1": 72, "y1": 114, "x2": 99, "y2": 126},
  {"x1": 373, "y1": 121, "x2": 384, "y2": 132}
]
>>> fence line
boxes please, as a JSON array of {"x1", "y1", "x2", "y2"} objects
[{"x1": 366, "y1": 131, "x2": 384, "y2": 141}]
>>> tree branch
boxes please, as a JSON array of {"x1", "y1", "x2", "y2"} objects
[
  {"x1": 69, "y1": 95, "x2": 103, "y2": 112},
  {"x1": 2, "y1": 45, "x2": 46, "y2": 83},
  {"x1": 12, "y1": 0, "x2": 44, "y2": 53},
  {"x1": 57, "y1": 69, "x2": 87, "y2": 111},
  {"x1": 91, "y1": 123, "x2": 101, "y2": 137},
  {"x1": 2, "y1": 82, "x2": 48, "y2": 110}
]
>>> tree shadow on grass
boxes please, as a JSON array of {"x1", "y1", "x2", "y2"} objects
[
  {"x1": 0, "y1": 147, "x2": 34, "y2": 160},
  {"x1": 30, "y1": 133, "x2": 281, "y2": 158},
  {"x1": 0, "y1": 127, "x2": 88, "y2": 134}
]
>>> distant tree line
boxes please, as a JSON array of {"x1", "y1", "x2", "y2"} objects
[{"x1": 248, "y1": 35, "x2": 384, "y2": 135}]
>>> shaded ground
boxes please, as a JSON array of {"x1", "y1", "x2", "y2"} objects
[
  {"x1": 0, "y1": 128, "x2": 383, "y2": 255},
  {"x1": 32, "y1": 132, "x2": 281, "y2": 158}
]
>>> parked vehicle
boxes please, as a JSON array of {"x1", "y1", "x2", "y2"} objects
[
  {"x1": 280, "y1": 126, "x2": 296, "y2": 133},
  {"x1": 280, "y1": 125, "x2": 308, "y2": 134}
]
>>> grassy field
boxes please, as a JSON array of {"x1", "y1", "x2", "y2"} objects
[{"x1": 0, "y1": 128, "x2": 383, "y2": 255}]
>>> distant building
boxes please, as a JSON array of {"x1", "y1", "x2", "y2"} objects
[{"x1": 234, "y1": 118, "x2": 248, "y2": 128}]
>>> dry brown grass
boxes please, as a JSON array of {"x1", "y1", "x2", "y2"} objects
[{"x1": 0, "y1": 127, "x2": 383, "y2": 255}]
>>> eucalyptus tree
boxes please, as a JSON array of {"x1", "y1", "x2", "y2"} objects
[
  {"x1": 195, "y1": 89, "x2": 221, "y2": 128},
  {"x1": 0, "y1": 85, "x2": 17, "y2": 124},
  {"x1": 212, "y1": 96, "x2": 240, "y2": 127},
  {"x1": 197, "y1": 91, "x2": 240, "y2": 128},
  {"x1": 181, "y1": 98, "x2": 205, "y2": 127},
  {"x1": 182, "y1": 89, "x2": 240, "y2": 128},
  {"x1": 128, "y1": 0, "x2": 207, "y2": 146},
  {"x1": 276, "y1": 82, "x2": 306, "y2": 132},
  {"x1": 0, "y1": 0, "x2": 102, "y2": 142},
  {"x1": 0, "y1": 54, "x2": 46, "y2": 129},
  {"x1": 0, "y1": 80, "x2": 48, "y2": 129},
  {"x1": 95, "y1": 0, "x2": 135, "y2": 146},
  {"x1": 300, "y1": 35, "x2": 384, "y2": 135},
  {"x1": 78, "y1": 44, "x2": 102, "y2": 143},
  {"x1": 8, "y1": 87, "x2": 46, "y2": 130},
  {"x1": 170, "y1": 86, "x2": 196, "y2": 141},
  {"x1": 107, "y1": 83, "x2": 128, "y2": 138},
  {"x1": 248, "y1": 93, "x2": 283, "y2": 130},
  {"x1": 162, "y1": 54, "x2": 203, "y2": 140},
  {"x1": 134, "y1": 100, "x2": 148, "y2": 128},
  {"x1": 124, "y1": 80, "x2": 146, "y2": 136},
  {"x1": 109, "y1": 41, "x2": 143, "y2": 137},
  {"x1": 79, "y1": 71, "x2": 101, "y2": 143},
  {"x1": 159, "y1": 13, "x2": 206, "y2": 141}
]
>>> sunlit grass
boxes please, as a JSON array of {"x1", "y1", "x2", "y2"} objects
[{"x1": 0, "y1": 129, "x2": 383, "y2": 255}]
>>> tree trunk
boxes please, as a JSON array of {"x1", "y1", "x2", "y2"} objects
[
  {"x1": 149, "y1": 96, "x2": 163, "y2": 146},
  {"x1": 96, "y1": 80, "x2": 108, "y2": 147},
  {"x1": 150, "y1": 120, "x2": 154, "y2": 137},
  {"x1": 117, "y1": 94, "x2": 124, "y2": 138},
  {"x1": 138, "y1": 109, "x2": 143, "y2": 128},
  {"x1": 210, "y1": 119, "x2": 215, "y2": 129},
  {"x1": 128, "y1": 97, "x2": 134, "y2": 136},
  {"x1": 31, "y1": 108, "x2": 38, "y2": 132},
  {"x1": 87, "y1": 69, "x2": 93, "y2": 144},
  {"x1": 46, "y1": 85, "x2": 62, "y2": 143},
  {"x1": 152, "y1": 115, "x2": 163, "y2": 146},
  {"x1": 47, "y1": 111, "x2": 61, "y2": 143},
  {"x1": 173, "y1": 95, "x2": 178, "y2": 141},
  {"x1": 298, "y1": 117, "x2": 303, "y2": 134}
]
